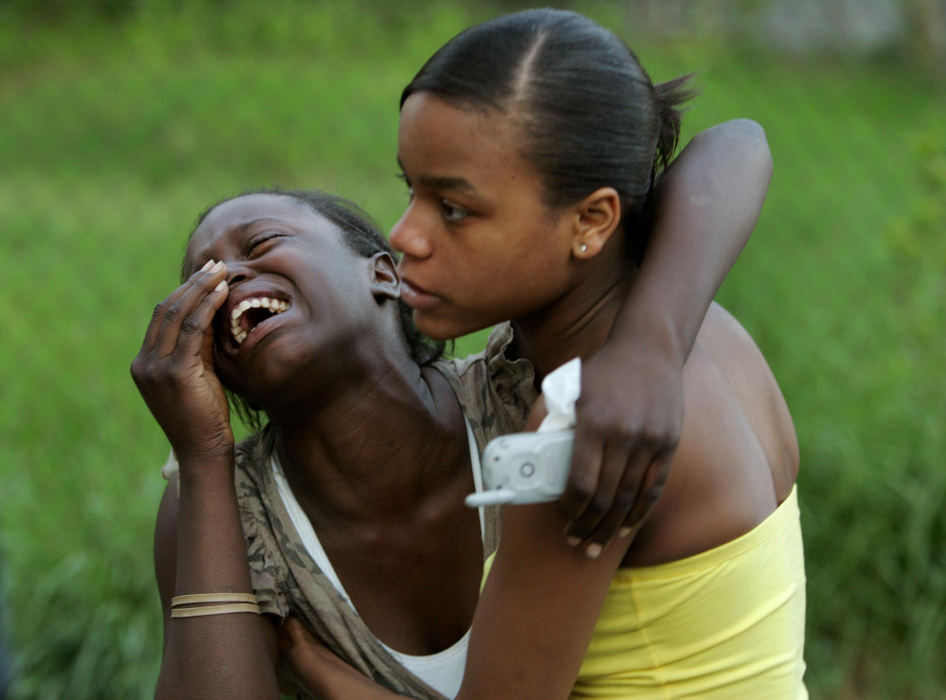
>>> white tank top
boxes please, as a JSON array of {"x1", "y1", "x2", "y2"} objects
[{"x1": 271, "y1": 419, "x2": 484, "y2": 699}]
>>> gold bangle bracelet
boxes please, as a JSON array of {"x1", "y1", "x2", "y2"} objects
[
  {"x1": 171, "y1": 602, "x2": 261, "y2": 618},
  {"x1": 171, "y1": 592, "x2": 258, "y2": 607}
]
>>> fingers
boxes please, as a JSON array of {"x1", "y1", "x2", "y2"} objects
[
  {"x1": 562, "y1": 441, "x2": 630, "y2": 545},
  {"x1": 560, "y1": 434, "x2": 671, "y2": 559},
  {"x1": 152, "y1": 261, "x2": 228, "y2": 358},
  {"x1": 579, "y1": 447, "x2": 656, "y2": 557},
  {"x1": 621, "y1": 451, "x2": 672, "y2": 535},
  {"x1": 132, "y1": 260, "x2": 227, "y2": 392},
  {"x1": 556, "y1": 426, "x2": 602, "y2": 534},
  {"x1": 183, "y1": 275, "x2": 229, "y2": 362},
  {"x1": 140, "y1": 260, "x2": 214, "y2": 352}
]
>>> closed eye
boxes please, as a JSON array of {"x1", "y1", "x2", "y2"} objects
[{"x1": 247, "y1": 232, "x2": 285, "y2": 257}]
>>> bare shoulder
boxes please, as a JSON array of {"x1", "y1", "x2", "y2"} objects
[
  {"x1": 697, "y1": 303, "x2": 799, "y2": 493},
  {"x1": 624, "y1": 303, "x2": 797, "y2": 566}
]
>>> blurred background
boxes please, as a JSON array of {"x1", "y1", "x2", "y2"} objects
[{"x1": 0, "y1": 0, "x2": 943, "y2": 697}]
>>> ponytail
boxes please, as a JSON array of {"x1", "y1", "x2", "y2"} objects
[{"x1": 653, "y1": 74, "x2": 698, "y2": 174}]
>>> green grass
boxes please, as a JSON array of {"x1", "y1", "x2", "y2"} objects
[{"x1": 1, "y1": 2, "x2": 944, "y2": 698}]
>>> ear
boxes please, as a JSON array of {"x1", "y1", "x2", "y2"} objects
[
  {"x1": 570, "y1": 187, "x2": 622, "y2": 260},
  {"x1": 368, "y1": 252, "x2": 401, "y2": 302}
]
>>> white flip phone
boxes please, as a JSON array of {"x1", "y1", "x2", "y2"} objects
[{"x1": 465, "y1": 430, "x2": 575, "y2": 507}]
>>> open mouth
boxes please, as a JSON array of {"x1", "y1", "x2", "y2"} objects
[{"x1": 227, "y1": 295, "x2": 290, "y2": 347}]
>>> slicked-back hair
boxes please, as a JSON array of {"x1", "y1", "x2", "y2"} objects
[{"x1": 402, "y1": 8, "x2": 694, "y2": 225}]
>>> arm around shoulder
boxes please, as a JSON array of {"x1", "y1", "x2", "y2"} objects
[{"x1": 562, "y1": 119, "x2": 773, "y2": 549}]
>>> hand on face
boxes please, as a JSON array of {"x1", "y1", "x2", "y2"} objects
[
  {"x1": 557, "y1": 339, "x2": 682, "y2": 557},
  {"x1": 130, "y1": 261, "x2": 234, "y2": 464}
]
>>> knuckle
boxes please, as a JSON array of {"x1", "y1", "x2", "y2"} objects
[
  {"x1": 586, "y1": 492, "x2": 612, "y2": 516},
  {"x1": 129, "y1": 357, "x2": 147, "y2": 381},
  {"x1": 643, "y1": 483, "x2": 665, "y2": 505},
  {"x1": 566, "y1": 476, "x2": 596, "y2": 504},
  {"x1": 661, "y1": 429, "x2": 681, "y2": 449},
  {"x1": 180, "y1": 316, "x2": 202, "y2": 335},
  {"x1": 638, "y1": 426, "x2": 664, "y2": 445},
  {"x1": 652, "y1": 466, "x2": 671, "y2": 486},
  {"x1": 612, "y1": 488, "x2": 638, "y2": 510},
  {"x1": 164, "y1": 301, "x2": 184, "y2": 322}
]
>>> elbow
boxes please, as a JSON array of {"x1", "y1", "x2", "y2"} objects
[
  {"x1": 723, "y1": 119, "x2": 772, "y2": 183},
  {"x1": 695, "y1": 118, "x2": 772, "y2": 180},
  {"x1": 740, "y1": 119, "x2": 773, "y2": 183}
]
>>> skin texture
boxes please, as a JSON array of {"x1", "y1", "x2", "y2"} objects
[
  {"x1": 136, "y1": 120, "x2": 773, "y2": 698},
  {"x1": 393, "y1": 94, "x2": 773, "y2": 553},
  {"x1": 280, "y1": 106, "x2": 796, "y2": 698},
  {"x1": 136, "y1": 196, "x2": 484, "y2": 698}
]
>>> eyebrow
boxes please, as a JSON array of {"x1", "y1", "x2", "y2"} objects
[
  {"x1": 419, "y1": 175, "x2": 477, "y2": 194},
  {"x1": 397, "y1": 158, "x2": 478, "y2": 195},
  {"x1": 232, "y1": 217, "x2": 290, "y2": 232}
]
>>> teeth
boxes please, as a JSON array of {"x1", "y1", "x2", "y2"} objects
[{"x1": 227, "y1": 296, "x2": 290, "y2": 347}]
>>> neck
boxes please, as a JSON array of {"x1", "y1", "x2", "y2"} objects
[
  {"x1": 262, "y1": 341, "x2": 466, "y2": 526},
  {"x1": 513, "y1": 246, "x2": 634, "y2": 381}
]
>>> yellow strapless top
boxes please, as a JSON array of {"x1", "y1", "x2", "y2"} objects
[{"x1": 486, "y1": 485, "x2": 807, "y2": 699}]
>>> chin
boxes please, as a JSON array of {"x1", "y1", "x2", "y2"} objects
[{"x1": 412, "y1": 308, "x2": 489, "y2": 342}]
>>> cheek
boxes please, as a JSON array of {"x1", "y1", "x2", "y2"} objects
[{"x1": 469, "y1": 215, "x2": 568, "y2": 272}]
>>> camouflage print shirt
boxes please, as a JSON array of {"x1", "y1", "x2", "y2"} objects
[{"x1": 230, "y1": 323, "x2": 537, "y2": 699}]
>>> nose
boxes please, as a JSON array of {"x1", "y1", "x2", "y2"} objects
[
  {"x1": 225, "y1": 261, "x2": 254, "y2": 286},
  {"x1": 390, "y1": 206, "x2": 433, "y2": 260}
]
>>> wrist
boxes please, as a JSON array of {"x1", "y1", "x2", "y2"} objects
[
  {"x1": 175, "y1": 450, "x2": 236, "y2": 485},
  {"x1": 608, "y1": 305, "x2": 686, "y2": 368},
  {"x1": 172, "y1": 432, "x2": 235, "y2": 465}
]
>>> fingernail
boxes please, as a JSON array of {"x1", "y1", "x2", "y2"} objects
[
  {"x1": 618, "y1": 527, "x2": 632, "y2": 538},
  {"x1": 214, "y1": 280, "x2": 227, "y2": 292},
  {"x1": 585, "y1": 543, "x2": 603, "y2": 559},
  {"x1": 566, "y1": 537, "x2": 581, "y2": 547},
  {"x1": 201, "y1": 260, "x2": 215, "y2": 271},
  {"x1": 211, "y1": 261, "x2": 225, "y2": 273}
]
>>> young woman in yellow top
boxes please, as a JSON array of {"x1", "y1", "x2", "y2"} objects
[{"x1": 281, "y1": 8, "x2": 805, "y2": 699}]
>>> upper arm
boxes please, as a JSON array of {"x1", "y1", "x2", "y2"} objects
[
  {"x1": 154, "y1": 476, "x2": 180, "y2": 654},
  {"x1": 615, "y1": 119, "x2": 773, "y2": 357},
  {"x1": 458, "y1": 503, "x2": 629, "y2": 700},
  {"x1": 653, "y1": 118, "x2": 772, "y2": 235}
]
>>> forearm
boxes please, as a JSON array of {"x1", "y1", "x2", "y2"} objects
[
  {"x1": 156, "y1": 458, "x2": 280, "y2": 700},
  {"x1": 455, "y1": 504, "x2": 626, "y2": 700},
  {"x1": 613, "y1": 119, "x2": 772, "y2": 362}
]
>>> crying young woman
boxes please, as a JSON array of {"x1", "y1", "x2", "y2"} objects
[{"x1": 132, "y1": 13, "x2": 802, "y2": 700}]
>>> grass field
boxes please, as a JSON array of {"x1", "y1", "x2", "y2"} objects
[{"x1": 1, "y1": 2, "x2": 944, "y2": 698}]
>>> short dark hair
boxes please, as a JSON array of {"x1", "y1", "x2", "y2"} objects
[
  {"x1": 186, "y1": 188, "x2": 445, "y2": 432},
  {"x1": 402, "y1": 8, "x2": 693, "y2": 220}
]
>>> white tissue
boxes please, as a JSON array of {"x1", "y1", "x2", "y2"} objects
[{"x1": 536, "y1": 357, "x2": 582, "y2": 432}]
